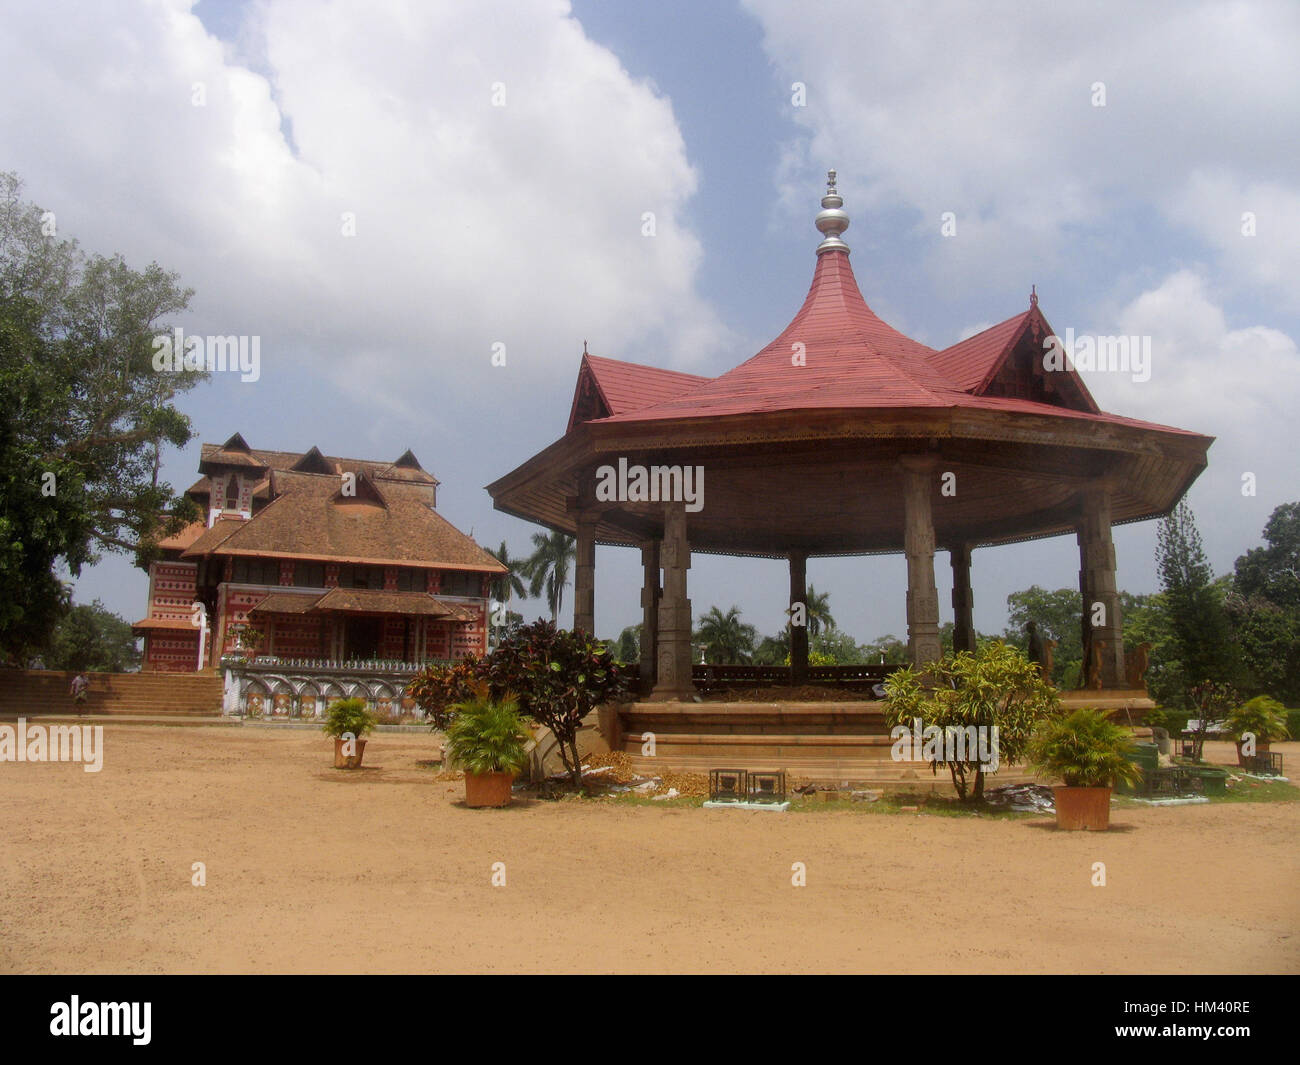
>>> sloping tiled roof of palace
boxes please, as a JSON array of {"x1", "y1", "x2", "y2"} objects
[{"x1": 178, "y1": 443, "x2": 504, "y2": 573}]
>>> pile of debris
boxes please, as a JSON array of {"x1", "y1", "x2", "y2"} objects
[
  {"x1": 561, "y1": 750, "x2": 711, "y2": 799},
  {"x1": 982, "y1": 782, "x2": 1056, "y2": 813}
]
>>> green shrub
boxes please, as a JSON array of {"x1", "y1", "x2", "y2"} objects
[
  {"x1": 321, "y1": 697, "x2": 377, "y2": 740},
  {"x1": 478, "y1": 619, "x2": 628, "y2": 787},
  {"x1": 443, "y1": 693, "x2": 530, "y2": 776},
  {"x1": 1225, "y1": 695, "x2": 1291, "y2": 743},
  {"x1": 408, "y1": 657, "x2": 481, "y2": 729},
  {"x1": 883, "y1": 642, "x2": 1059, "y2": 802},
  {"x1": 1028, "y1": 708, "x2": 1143, "y2": 789}
]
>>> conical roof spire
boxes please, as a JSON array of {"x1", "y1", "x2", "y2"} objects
[{"x1": 815, "y1": 168, "x2": 850, "y2": 255}]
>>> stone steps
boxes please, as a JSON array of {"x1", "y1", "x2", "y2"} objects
[{"x1": 0, "y1": 670, "x2": 223, "y2": 717}]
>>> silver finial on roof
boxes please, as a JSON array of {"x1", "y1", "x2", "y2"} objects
[{"x1": 815, "y1": 169, "x2": 850, "y2": 255}]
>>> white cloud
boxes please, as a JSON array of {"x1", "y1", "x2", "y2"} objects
[
  {"x1": 0, "y1": 0, "x2": 732, "y2": 419},
  {"x1": 743, "y1": 0, "x2": 1300, "y2": 303},
  {"x1": 1083, "y1": 270, "x2": 1300, "y2": 561}
]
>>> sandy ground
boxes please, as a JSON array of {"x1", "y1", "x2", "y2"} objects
[{"x1": 1, "y1": 726, "x2": 1297, "y2": 974}]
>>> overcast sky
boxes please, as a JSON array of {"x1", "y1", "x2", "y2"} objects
[{"x1": 4, "y1": 0, "x2": 1298, "y2": 645}]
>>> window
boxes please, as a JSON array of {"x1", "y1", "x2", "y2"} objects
[
  {"x1": 293, "y1": 563, "x2": 325, "y2": 588},
  {"x1": 395, "y1": 568, "x2": 418, "y2": 592},
  {"x1": 441, "y1": 570, "x2": 480, "y2": 597},
  {"x1": 230, "y1": 558, "x2": 279, "y2": 586},
  {"x1": 225, "y1": 475, "x2": 239, "y2": 510},
  {"x1": 349, "y1": 566, "x2": 384, "y2": 590}
]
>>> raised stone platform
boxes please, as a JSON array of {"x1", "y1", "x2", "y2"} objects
[{"x1": 601, "y1": 690, "x2": 1155, "y2": 791}]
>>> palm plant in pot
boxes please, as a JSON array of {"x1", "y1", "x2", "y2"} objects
[
  {"x1": 322, "y1": 697, "x2": 377, "y2": 769},
  {"x1": 1225, "y1": 695, "x2": 1290, "y2": 767},
  {"x1": 1028, "y1": 708, "x2": 1142, "y2": 830},
  {"x1": 443, "y1": 689, "x2": 530, "y2": 808}
]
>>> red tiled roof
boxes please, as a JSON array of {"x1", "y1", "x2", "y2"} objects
[
  {"x1": 929, "y1": 312, "x2": 1032, "y2": 392},
  {"x1": 599, "y1": 251, "x2": 961, "y2": 422},
  {"x1": 156, "y1": 520, "x2": 207, "y2": 552},
  {"x1": 131, "y1": 617, "x2": 199, "y2": 632},
  {"x1": 581, "y1": 250, "x2": 1182, "y2": 435},
  {"x1": 584, "y1": 355, "x2": 712, "y2": 415}
]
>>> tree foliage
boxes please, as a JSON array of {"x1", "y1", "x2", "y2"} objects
[
  {"x1": 0, "y1": 172, "x2": 200, "y2": 661},
  {"x1": 1156, "y1": 503, "x2": 1242, "y2": 706},
  {"x1": 477, "y1": 619, "x2": 627, "y2": 787},
  {"x1": 44, "y1": 599, "x2": 139, "y2": 672},
  {"x1": 883, "y1": 642, "x2": 1059, "y2": 802},
  {"x1": 1229, "y1": 502, "x2": 1300, "y2": 704},
  {"x1": 694, "y1": 605, "x2": 756, "y2": 664}
]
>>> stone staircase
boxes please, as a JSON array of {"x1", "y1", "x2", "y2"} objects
[{"x1": 0, "y1": 670, "x2": 224, "y2": 720}]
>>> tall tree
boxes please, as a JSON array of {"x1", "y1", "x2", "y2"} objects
[
  {"x1": 44, "y1": 599, "x2": 140, "y2": 672},
  {"x1": 486, "y1": 540, "x2": 527, "y2": 607},
  {"x1": 695, "y1": 605, "x2": 756, "y2": 664},
  {"x1": 804, "y1": 584, "x2": 835, "y2": 637},
  {"x1": 0, "y1": 172, "x2": 200, "y2": 660},
  {"x1": 1229, "y1": 501, "x2": 1300, "y2": 703},
  {"x1": 523, "y1": 530, "x2": 575, "y2": 624},
  {"x1": 1156, "y1": 502, "x2": 1241, "y2": 705}
]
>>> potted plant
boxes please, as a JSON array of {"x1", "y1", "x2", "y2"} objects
[
  {"x1": 1028, "y1": 708, "x2": 1142, "y2": 830},
  {"x1": 322, "y1": 697, "x2": 377, "y2": 769},
  {"x1": 443, "y1": 689, "x2": 530, "y2": 808},
  {"x1": 1225, "y1": 695, "x2": 1290, "y2": 767}
]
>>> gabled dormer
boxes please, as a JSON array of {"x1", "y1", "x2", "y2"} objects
[
  {"x1": 567, "y1": 353, "x2": 613, "y2": 431},
  {"x1": 291, "y1": 446, "x2": 337, "y2": 475},
  {"x1": 932, "y1": 299, "x2": 1099, "y2": 414},
  {"x1": 332, "y1": 468, "x2": 388, "y2": 509}
]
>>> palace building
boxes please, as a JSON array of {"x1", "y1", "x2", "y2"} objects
[{"x1": 134, "y1": 433, "x2": 504, "y2": 674}]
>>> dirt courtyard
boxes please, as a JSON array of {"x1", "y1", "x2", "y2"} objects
[{"x1": 1, "y1": 725, "x2": 1297, "y2": 974}]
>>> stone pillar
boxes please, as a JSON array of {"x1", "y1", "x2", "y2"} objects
[
  {"x1": 900, "y1": 455, "x2": 942, "y2": 667},
  {"x1": 1077, "y1": 486, "x2": 1126, "y2": 688},
  {"x1": 639, "y1": 539, "x2": 661, "y2": 696},
  {"x1": 789, "y1": 551, "x2": 809, "y2": 684},
  {"x1": 574, "y1": 511, "x2": 596, "y2": 635},
  {"x1": 650, "y1": 501, "x2": 696, "y2": 701},
  {"x1": 950, "y1": 543, "x2": 976, "y2": 654}
]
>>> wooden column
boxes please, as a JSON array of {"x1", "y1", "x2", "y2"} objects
[
  {"x1": 900, "y1": 455, "x2": 942, "y2": 667},
  {"x1": 639, "y1": 539, "x2": 661, "y2": 697},
  {"x1": 950, "y1": 543, "x2": 976, "y2": 654},
  {"x1": 1077, "y1": 486, "x2": 1125, "y2": 688},
  {"x1": 574, "y1": 511, "x2": 596, "y2": 635},
  {"x1": 789, "y1": 550, "x2": 809, "y2": 684},
  {"x1": 650, "y1": 501, "x2": 697, "y2": 701}
]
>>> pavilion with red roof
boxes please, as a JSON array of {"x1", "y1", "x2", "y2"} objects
[{"x1": 488, "y1": 172, "x2": 1212, "y2": 702}]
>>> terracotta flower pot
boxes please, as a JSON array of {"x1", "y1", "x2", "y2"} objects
[
  {"x1": 333, "y1": 737, "x2": 367, "y2": 769},
  {"x1": 1235, "y1": 740, "x2": 1270, "y2": 767},
  {"x1": 1053, "y1": 786, "x2": 1112, "y2": 830},
  {"x1": 464, "y1": 771, "x2": 516, "y2": 808}
]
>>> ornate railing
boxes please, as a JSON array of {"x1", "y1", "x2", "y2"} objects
[
  {"x1": 221, "y1": 655, "x2": 451, "y2": 719},
  {"x1": 617, "y1": 662, "x2": 903, "y2": 694}
]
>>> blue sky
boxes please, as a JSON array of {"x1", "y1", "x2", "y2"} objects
[{"x1": 3, "y1": 0, "x2": 1297, "y2": 646}]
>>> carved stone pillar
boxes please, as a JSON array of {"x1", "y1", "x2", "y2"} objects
[
  {"x1": 574, "y1": 511, "x2": 596, "y2": 635},
  {"x1": 950, "y1": 542, "x2": 976, "y2": 654},
  {"x1": 900, "y1": 455, "x2": 942, "y2": 667},
  {"x1": 639, "y1": 539, "x2": 660, "y2": 697},
  {"x1": 1077, "y1": 486, "x2": 1125, "y2": 688},
  {"x1": 789, "y1": 550, "x2": 809, "y2": 684},
  {"x1": 650, "y1": 501, "x2": 696, "y2": 701}
]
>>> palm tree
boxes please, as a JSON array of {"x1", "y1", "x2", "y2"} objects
[
  {"x1": 487, "y1": 541, "x2": 528, "y2": 607},
  {"x1": 523, "y1": 530, "x2": 576, "y2": 623},
  {"x1": 805, "y1": 585, "x2": 835, "y2": 637},
  {"x1": 695, "y1": 606, "x2": 757, "y2": 664}
]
